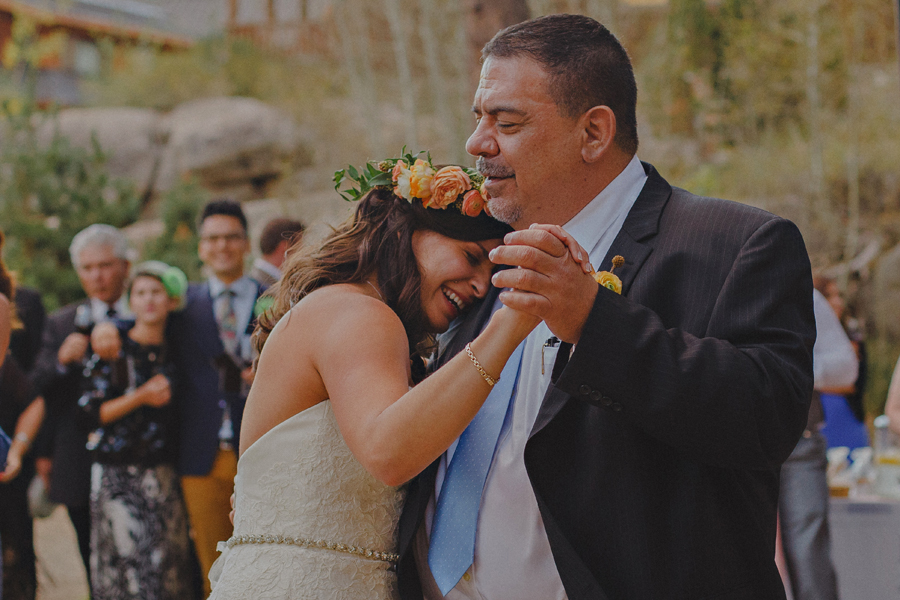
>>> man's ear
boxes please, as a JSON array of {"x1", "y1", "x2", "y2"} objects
[{"x1": 581, "y1": 106, "x2": 616, "y2": 163}]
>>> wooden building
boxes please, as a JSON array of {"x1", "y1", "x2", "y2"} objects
[{"x1": 0, "y1": 0, "x2": 192, "y2": 105}]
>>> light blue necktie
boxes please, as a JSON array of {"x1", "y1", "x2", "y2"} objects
[{"x1": 428, "y1": 341, "x2": 525, "y2": 595}]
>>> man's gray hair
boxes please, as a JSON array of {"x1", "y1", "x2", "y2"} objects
[{"x1": 69, "y1": 224, "x2": 131, "y2": 268}]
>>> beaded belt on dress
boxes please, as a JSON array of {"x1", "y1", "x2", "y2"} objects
[{"x1": 223, "y1": 534, "x2": 400, "y2": 564}]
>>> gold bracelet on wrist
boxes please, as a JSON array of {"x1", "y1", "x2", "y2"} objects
[{"x1": 465, "y1": 343, "x2": 499, "y2": 387}]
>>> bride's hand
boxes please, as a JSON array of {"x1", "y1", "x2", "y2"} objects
[
  {"x1": 528, "y1": 224, "x2": 593, "y2": 274},
  {"x1": 491, "y1": 304, "x2": 541, "y2": 340}
]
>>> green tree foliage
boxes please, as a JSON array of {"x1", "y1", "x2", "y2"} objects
[
  {"x1": 0, "y1": 103, "x2": 142, "y2": 311},
  {"x1": 83, "y1": 36, "x2": 336, "y2": 116},
  {"x1": 142, "y1": 179, "x2": 208, "y2": 282}
]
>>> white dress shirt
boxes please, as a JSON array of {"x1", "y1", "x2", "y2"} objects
[
  {"x1": 811, "y1": 288, "x2": 858, "y2": 390},
  {"x1": 252, "y1": 256, "x2": 282, "y2": 282},
  {"x1": 417, "y1": 156, "x2": 648, "y2": 600},
  {"x1": 89, "y1": 296, "x2": 130, "y2": 323}
]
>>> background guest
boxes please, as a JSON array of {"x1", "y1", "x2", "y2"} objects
[
  {"x1": 77, "y1": 261, "x2": 194, "y2": 600},
  {"x1": 0, "y1": 284, "x2": 46, "y2": 600},
  {"x1": 882, "y1": 351, "x2": 900, "y2": 438},
  {"x1": 249, "y1": 217, "x2": 305, "y2": 286},
  {"x1": 814, "y1": 275, "x2": 869, "y2": 450},
  {"x1": 175, "y1": 199, "x2": 266, "y2": 595},
  {"x1": 0, "y1": 231, "x2": 14, "y2": 600},
  {"x1": 30, "y1": 224, "x2": 131, "y2": 582},
  {"x1": 778, "y1": 287, "x2": 858, "y2": 600}
]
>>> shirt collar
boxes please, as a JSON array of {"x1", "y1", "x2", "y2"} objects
[
  {"x1": 89, "y1": 296, "x2": 130, "y2": 321},
  {"x1": 208, "y1": 275, "x2": 254, "y2": 299},
  {"x1": 253, "y1": 257, "x2": 282, "y2": 280},
  {"x1": 562, "y1": 155, "x2": 648, "y2": 260}
]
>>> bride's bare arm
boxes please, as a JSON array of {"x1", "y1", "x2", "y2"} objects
[{"x1": 303, "y1": 290, "x2": 536, "y2": 486}]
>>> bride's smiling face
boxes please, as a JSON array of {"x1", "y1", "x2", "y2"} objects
[{"x1": 411, "y1": 230, "x2": 502, "y2": 333}]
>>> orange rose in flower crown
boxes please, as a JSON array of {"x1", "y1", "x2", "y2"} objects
[
  {"x1": 461, "y1": 189, "x2": 487, "y2": 217},
  {"x1": 409, "y1": 159, "x2": 435, "y2": 199},
  {"x1": 392, "y1": 159, "x2": 435, "y2": 201},
  {"x1": 428, "y1": 166, "x2": 472, "y2": 209},
  {"x1": 334, "y1": 148, "x2": 491, "y2": 218}
]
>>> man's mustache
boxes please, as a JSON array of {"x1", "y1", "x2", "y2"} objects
[{"x1": 476, "y1": 157, "x2": 514, "y2": 179}]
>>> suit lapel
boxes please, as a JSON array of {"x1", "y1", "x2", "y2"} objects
[
  {"x1": 597, "y1": 162, "x2": 671, "y2": 294},
  {"x1": 531, "y1": 163, "x2": 673, "y2": 438}
]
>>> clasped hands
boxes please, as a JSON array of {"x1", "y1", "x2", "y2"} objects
[{"x1": 491, "y1": 224, "x2": 597, "y2": 344}]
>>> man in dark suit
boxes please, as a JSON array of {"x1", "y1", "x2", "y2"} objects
[
  {"x1": 174, "y1": 199, "x2": 266, "y2": 596},
  {"x1": 398, "y1": 15, "x2": 816, "y2": 600},
  {"x1": 31, "y1": 224, "x2": 131, "y2": 581},
  {"x1": 249, "y1": 217, "x2": 305, "y2": 287}
]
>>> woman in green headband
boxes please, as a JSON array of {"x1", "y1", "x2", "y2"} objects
[{"x1": 75, "y1": 260, "x2": 195, "y2": 600}]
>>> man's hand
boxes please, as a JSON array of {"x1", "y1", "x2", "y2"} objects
[
  {"x1": 91, "y1": 322, "x2": 122, "y2": 361},
  {"x1": 137, "y1": 374, "x2": 172, "y2": 408},
  {"x1": 58, "y1": 333, "x2": 89, "y2": 365},
  {"x1": 490, "y1": 225, "x2": 599, "y2": 344}
]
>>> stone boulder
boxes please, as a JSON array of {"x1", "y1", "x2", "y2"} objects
[
  {"x1": 27, "y1": 97, "x2": 312, "y2": 202},
  {"x1": 36, "y1": 107, "x2": 165, "y2": 196},
  {"x1": 155, "y1": 96, "x2": 311, "y2": 199}
]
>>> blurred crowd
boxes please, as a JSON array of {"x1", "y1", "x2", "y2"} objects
[
  {"x1": 0, "y1": 197, "x2": 896, "y2": 600},
  {"x1": 0, "y1": 200, "x2": 303, "y2": 600}
]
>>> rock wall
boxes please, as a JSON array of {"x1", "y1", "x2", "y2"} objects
[{"x1": 38, "y1": 97, "x2": 312, "y2": 202}]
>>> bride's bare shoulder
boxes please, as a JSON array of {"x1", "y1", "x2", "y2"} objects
[{"x1": 273, "y1": 283, "x2": 404, "y2": 339}]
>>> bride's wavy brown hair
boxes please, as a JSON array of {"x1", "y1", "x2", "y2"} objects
[{"x1": 254, "y1": 187, "x2": 432, "y2": 381}]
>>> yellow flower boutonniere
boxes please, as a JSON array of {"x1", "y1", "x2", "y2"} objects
[{"x1": 592, "y1": 255, "x2": 624, "y2": 294}]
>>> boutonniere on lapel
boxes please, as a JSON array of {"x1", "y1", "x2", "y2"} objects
[
  {"x1": 253, "y1": 296, "x2": 274, "y2": 319},
  {"x1": 591, "y1": 255, "x2": 624, "y2": 294}
]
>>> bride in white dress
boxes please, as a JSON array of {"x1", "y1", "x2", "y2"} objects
[{"x1": 208, "y1": 155, "x2": 539, "y2": 600}]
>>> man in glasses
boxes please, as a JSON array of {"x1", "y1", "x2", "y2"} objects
[{"x1": 175, "y1": 199, "x2": 266, "y2": 595}]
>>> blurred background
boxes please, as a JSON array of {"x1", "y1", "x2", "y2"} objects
[{"x1": 0, "y1": 0, "x2": 898, "y2": 418}]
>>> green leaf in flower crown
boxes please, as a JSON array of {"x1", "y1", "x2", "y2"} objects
[
  {"x1": 369, "y1": 171, "x2": 392, "y2": 187},
  {"x1": 348, "y1": 164, "x2": 359, "y2": 180}
]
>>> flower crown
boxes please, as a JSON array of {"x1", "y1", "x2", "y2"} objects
[{"x1": 333, "y1": 148, "x2": 490, "y2": 217}]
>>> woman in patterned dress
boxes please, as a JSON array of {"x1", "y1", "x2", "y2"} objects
[{"x1": 76, "y1": 261, "x2": 195, "y2": 600}]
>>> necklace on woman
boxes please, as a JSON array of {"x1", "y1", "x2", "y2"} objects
[{"x1": 367, "y1": 281, "x2": 385, "y2": 303}]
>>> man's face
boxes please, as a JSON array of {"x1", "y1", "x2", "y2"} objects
[
  {"x1": 198, "y1": 214, "x2": 249, "y2": 281},
  {"x1": 466, "y1": 55, "x2": 584, "y2": 229},
  {"x1": 76, "y1": 245, "x2": 129, "y2": 304}
]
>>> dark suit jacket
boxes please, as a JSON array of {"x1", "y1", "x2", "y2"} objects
[
  {"x1": 171, "y1": 280, "x2": 265, "y2": 476},
  {"x1": 9, "y1": 287, "x2": 46, "y2": 374},
  {"x1": 30, "y1": 300, "x2": 93, "y2": 508},
  {"x1": 397, "y1": 163, "x2": 816, "y2": 600}
]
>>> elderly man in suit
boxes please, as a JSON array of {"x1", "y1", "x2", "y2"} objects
[
  {"x1": 398, "y1": 14, "x2": 816, "y2": 600},
  {"x1": 173, "y1": 199, "x2": 266, "y2": 596},
  {"x1": 31, "y1": 224, "x2": 131, "y2": 582}
]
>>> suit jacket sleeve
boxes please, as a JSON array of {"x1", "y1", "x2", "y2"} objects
[
  {"x1": 555, "y1": 217, "x2": 815, "y2": 470},
  {"x1": 31, "y1": 311, "x2": 76, "y2": 401}
]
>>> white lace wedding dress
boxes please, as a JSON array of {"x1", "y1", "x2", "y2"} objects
[{"x1": 208, "y1": 400, "x2": 406, "y2": 600}]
